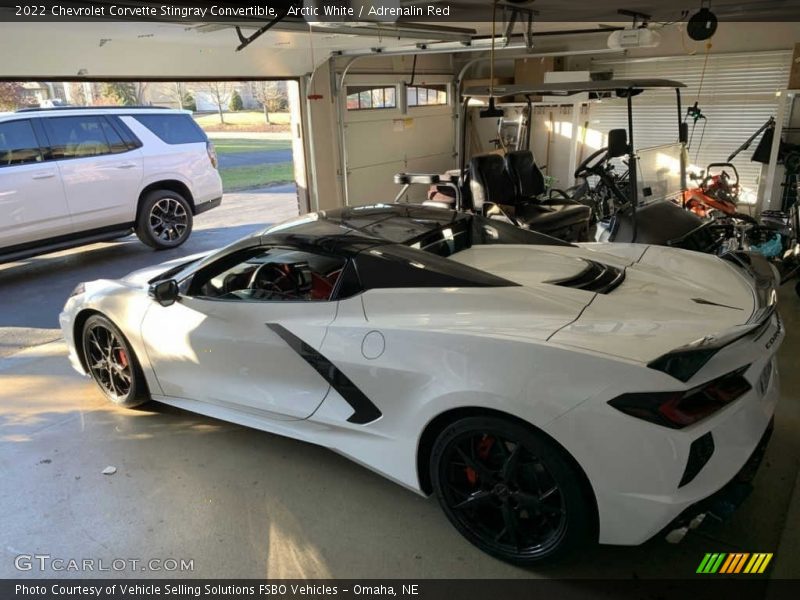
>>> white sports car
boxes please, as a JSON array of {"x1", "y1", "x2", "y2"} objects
[{"x1": 60, "y1": 204, "x2": 782, "y2": 564}]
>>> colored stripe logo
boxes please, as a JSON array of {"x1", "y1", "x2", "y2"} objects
[{"x1": 697, "y1": 553, "x2": 773, "y2": 574}]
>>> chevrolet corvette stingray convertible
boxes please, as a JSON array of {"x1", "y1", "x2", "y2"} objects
[{"x1": 61, "y1": 204, "x2": 783, "y2": 564}]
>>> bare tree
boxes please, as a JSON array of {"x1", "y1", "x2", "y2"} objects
[
  {"x1": 250, "y1": 81, "x2": 286, "y2": 124},
  {"x1": 133, "y1": 82, "x2": 149, "y2": 105},
  {"x1": 170, "y1": 81, "x2": 186, "y2": 108},
  {"x1": 198, "y1": 82, "x2": 233, "y2": 124},
  {"x1": 0, "y1": 82, "x2": 24, "y2": 110}
]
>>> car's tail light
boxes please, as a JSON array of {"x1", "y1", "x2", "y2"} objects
[
  {"x1": 206, "y1": 141, "x2": 218, "y2": 169},
  {"x1": 608, "y1": 366, "x2": 752, "y2": 429}
]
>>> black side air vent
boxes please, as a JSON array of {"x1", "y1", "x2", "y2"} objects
[
  {"x1": 545, "y1": 260, "x2": 625, "y2": 294},
  {"x1": 679, "y1": 432, "x2": 715, "y2": 487}
]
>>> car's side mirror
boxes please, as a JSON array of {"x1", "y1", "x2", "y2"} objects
[
  {"x1": 607, "y1": 128, "x2": 629, "y2": 158},
  {"x1": 148, "y1": 279, "x2": 179, "y2": 307}
]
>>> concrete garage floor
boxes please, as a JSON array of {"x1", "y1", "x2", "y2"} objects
[{"x1": 0, "y1": 195, "x2": 798, "y2": 580}]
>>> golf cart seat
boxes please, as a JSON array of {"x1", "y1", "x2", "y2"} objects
[
  {"x1": 469, "y1": 153, "x2": 590, "y2": 241},
  {"x1": 505, "y1": 150, "x2": 589, "y2": 209}
]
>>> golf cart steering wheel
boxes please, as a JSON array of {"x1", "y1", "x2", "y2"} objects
[
  {"x1": 574, "y1": 147, "x2": 609, "y2": 180},
  {"x1": 248, "y1": 263, "x2": 297, "y2": 299}
]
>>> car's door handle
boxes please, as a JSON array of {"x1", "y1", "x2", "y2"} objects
[
  {"x1": 31, "y1": 172, "x2": 56, "y2": 180},
  {"x1": 116, "y1": 163, "x2": 138, "y2": 169}
]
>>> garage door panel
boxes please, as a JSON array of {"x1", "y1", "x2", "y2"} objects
[
  {"x1": 345, "y1": 113, "x2": 454, "y2": 169},
  {"x1": 347, "y1": 160, "x2": 407, "y2": 206}
]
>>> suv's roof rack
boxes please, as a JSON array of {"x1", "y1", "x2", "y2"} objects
[{"x1": 16, "y1": 105, "x2": 173, "y2": 113}]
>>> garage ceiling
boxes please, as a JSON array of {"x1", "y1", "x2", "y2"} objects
[{"x1": 1, "y1": 0, "x2": 799, "y2": 78}]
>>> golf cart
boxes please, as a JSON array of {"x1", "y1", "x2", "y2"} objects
[{"x1": 394, "y1": 79, "x2": 717, "y2": 252}]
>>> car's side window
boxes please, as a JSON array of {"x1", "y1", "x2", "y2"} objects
[
  {"x1": 0, "y1": 120, "x2": 43, "y2": 167},
  {"x1": 188, "y1": 247, "x2": 347, "y2": 303},
  {"x1": 100, "y1": 118, "x2": 131, "y2": 154},
  {"x1": 42, "y1": 116, "x2": 113, "y2": 160},
  {"x1": 107, "y1": 116, "x2": 143, "y2": 150}
]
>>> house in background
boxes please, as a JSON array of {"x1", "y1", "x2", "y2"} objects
[{"x1": 19, "y1": 82, "x2": 73, "y2": 106}]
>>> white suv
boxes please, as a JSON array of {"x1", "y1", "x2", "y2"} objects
[{"x1": 0, "y1": 107, "x2": 222, "y2": 263}]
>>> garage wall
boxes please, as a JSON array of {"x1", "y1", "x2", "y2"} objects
[{"x1": 587, "y1": 50, "x2": 791, "y2": 201}]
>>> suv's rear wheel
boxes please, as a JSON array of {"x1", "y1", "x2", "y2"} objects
[{"x1": 136, "y1": 190, "x2": 193, "y2": 250}]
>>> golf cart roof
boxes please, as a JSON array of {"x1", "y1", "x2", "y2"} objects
[{"x1": 463, "y1": 78, "x2": 686, "y2": 98}]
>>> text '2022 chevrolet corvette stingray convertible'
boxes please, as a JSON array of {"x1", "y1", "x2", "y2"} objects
[{"x1": 61, "y1": 204, "x2": 782, "y2": 564}]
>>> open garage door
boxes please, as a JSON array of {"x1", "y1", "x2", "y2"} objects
[
  {"x1": 341, "y1": 74, "x2": 455, "y2": 206},
  {"x1": 3, "y1": 77, "x2": 309, "y2": 216}
]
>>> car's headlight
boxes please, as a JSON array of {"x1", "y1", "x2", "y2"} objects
[{"x1": 69, "y1": 282, "x2": 86, "y2": 297}]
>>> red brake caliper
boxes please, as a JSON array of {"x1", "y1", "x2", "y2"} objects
[
  {"x1": 116, "y1": 349, "x2": 128, "y2": 369},
  {"x1": 465, "y1": 435, "x2": 495, "y2": 486}
]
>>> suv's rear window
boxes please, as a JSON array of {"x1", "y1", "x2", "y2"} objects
[
  {"x1": 132, "y1": 114, "x2": 207, "y2": 145},
  {"x1": 0, "y1": 120, "x2": 42, "y2": 166}
]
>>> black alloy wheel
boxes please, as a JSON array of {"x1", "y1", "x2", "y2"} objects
[
  {"x1": 431, "y1": 416, "x2": 593, "y2": 565},
  {"x1": 82, "y1": 315, "x2": 149, "y2": 408}
]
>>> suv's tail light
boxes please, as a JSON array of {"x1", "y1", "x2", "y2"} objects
[
  {"x1": 608, "y1": 366, "x2": 751, "y2": 429},
  {"x1": 206, "y1": 141, "x2": 218, "y2": 169}
]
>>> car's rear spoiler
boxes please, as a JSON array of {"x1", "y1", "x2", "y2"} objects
[{"x1": 647, "y1": 252, "x2": 778, "y2": 382}]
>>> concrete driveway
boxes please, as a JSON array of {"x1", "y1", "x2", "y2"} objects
[
  {"x1": 0, "y1": 188, "x2": 299, "y2": 358},
  {"x1": 1, "y1": 196, "x2": 799, "y2": 580}
]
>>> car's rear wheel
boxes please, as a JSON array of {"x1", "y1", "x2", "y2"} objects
[
  {"x1": 430, "y1": 416, "x2": 593, "y2": 565},
  {"x1": 135, "y1": 190, "x2": 193, "y2": 250},
  {"x1": 82, "y1": 315, "x2": 149, "y2": 408}
]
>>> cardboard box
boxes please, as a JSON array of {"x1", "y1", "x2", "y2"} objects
[
  {"x1": 513, "y1": 56, "x2": 562, "y2": 101},
  {"x1": 461, "y1": 76, "x2": 515, "y2": 102}
]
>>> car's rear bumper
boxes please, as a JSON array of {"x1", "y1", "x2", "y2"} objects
[
  {"x1": 194, "y1": 196, "x2": 222, "y2": 215},
  {"x1": 544, "y1": 349, "x2": 780, "y2": 546},
  {"x1": 664, "y1": 417, "x2": 773, "y2": 537}
]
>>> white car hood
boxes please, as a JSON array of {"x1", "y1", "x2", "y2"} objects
[{"x1": 451, "y1": 243, "x2": 757, "y2": 363}]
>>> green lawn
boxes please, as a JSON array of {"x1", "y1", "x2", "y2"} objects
[
  {"x1": 212, "y1": 138, "x2": 291, "y2": 155},
  {"x1": 212, "y1": 136, "x2": 294, "y2": 192},
  {"x1": 194, "y1": 111, "x2": 290, "y2": 132},
  {"x1": 221, "y1": 163, "x2": 294, "y2": 192}
]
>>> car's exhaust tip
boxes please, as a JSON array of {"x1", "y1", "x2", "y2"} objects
[{"x1": 665, "y1": 514, "x2": 707, "y2": 543}]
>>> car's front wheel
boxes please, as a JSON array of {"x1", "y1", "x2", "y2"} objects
[
  {"x1": 82, "y1": 315, "x2": 149, "y2": 408},
  {"x1": 135, "y1": 190, "x2": 193, "y2": 250},
  {"x1": 430, "y1": 416, "x2": 594, "y2": 565}
]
